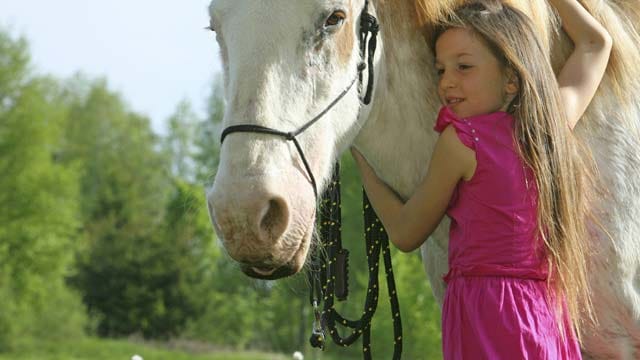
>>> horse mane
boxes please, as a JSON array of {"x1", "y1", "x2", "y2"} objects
[{"x1": 584, "y1": 0, "x2": 640, "y2": 108}]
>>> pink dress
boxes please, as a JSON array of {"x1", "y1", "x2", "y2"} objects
[{"x1": 434, "y1": 106, "x2": 582, "y2": 359}]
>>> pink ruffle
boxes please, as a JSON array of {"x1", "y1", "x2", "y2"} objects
[{"x1": 433, "y1": 106, "x2": 476, "y2": 150}]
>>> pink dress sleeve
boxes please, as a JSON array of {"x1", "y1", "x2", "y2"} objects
[{"x1": 433, "y1": 106, "x2": 476, "y2": 151}]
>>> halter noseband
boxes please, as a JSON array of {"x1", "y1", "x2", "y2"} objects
[
  {"x1": 219, "y1": 2, "x2": 379, "y2": 198},
  {"x1": 220, "y1": 76, "x2": 358, "y2": 199}
]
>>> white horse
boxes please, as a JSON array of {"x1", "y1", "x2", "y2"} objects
[{"x1": 205, "y1": 0, "x2": 640, "y2": 358}]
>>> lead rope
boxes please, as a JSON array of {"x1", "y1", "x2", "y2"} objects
[{"x1": 309, "y1": 163, "x2": 403, "y2": 359}]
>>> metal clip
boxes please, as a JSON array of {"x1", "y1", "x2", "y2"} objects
[{"x1": 309, "y1": 300, "x2": 325, "y2": 349}]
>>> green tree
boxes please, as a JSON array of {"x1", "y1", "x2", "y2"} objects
[
  {"x1": 184, "y1": 259, "x2": 270, "y2": 349},
  {"x1": 73, "y1": 179, "x2": 216, "y2": 338},
  {"x1": 61, "y1": 81, "x2": 168, "y2": 226},
  {"x1": 152, "y1": 180, "x2": 219, "y2": 337},
  {"x1": 194, "y1": 74, "x2": 224, "y2": 185},
  {"x1": 0, "y1": 29, "x2": 86, "y2": 350},
  {"x1": 0, "y1": 30, "x2": 29, "y2": 105},
  {"x1": 260, "y1": 277, "x2": 309, "y2": 353},
  {"x1": 164, "y1": 100, "x2": 199, "y2": 181},
  {"x1": 63, "y1": 81, "x2": 178, "y2": 338}
]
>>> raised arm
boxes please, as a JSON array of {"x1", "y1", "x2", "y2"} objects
[{"x1": 549, "y1": 0, "x2": 612, "y2": 129}]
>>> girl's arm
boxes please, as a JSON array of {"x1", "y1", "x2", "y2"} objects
[
  {"x1": 351, "y1": 125, "x2": 474, "y2": 252},
  {"x1": 549, "y1": 0, "x2": 613, "y2": 129}
]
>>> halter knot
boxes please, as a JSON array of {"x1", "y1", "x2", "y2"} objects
[{"x1": 360, "y1": 13, "x2": 379, "y2": 34}]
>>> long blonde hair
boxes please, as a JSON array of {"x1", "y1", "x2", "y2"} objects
[{"x1": 429, "y1": 0, "x2": 599, "y2": 341}]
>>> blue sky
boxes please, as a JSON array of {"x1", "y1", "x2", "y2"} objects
[{"x1": 0, "y1": 0, "x2": 221, "y2": 135}]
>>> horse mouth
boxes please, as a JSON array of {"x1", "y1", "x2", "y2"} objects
[
  {"x1": 241, "y1": 264, "x2": 297, "y2": 280},
  {"x1": 240, "y1": 224, "x2": 311, "y2": 280}
]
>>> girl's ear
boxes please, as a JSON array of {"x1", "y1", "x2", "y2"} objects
[{"x1": 504, "y1": 67, "x2": 520, "y2": 95}]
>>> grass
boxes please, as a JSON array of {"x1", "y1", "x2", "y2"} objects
[{"x1": 0, "y1": 337, "x2": 290, "y2": 360}]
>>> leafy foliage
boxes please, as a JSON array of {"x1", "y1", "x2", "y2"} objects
[
  {"x1": 64, "y1": 83, "x2": 218, "y2": 339},
  {"x1": 0, "y1": 29, "x2": 85, "y2": 350},
  {"x1": 193, "y1": 74, "x2": 224, "y2": 186}
]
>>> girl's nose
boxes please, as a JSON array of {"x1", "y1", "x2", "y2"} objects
[{"x1": 439, "y1": 71, "x2": 456, "y2": 89}]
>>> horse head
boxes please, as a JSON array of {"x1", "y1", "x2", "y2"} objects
[{"x1": 206, "y1": 0, "x2": 379, "y2": 279}]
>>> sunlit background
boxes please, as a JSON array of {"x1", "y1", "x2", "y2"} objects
[{"x1": 0, "y1": 0, "x2": 219, "y2": 134}]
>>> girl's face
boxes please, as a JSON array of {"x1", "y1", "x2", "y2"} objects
[{"x1": 434, "y1": 27, "x2": 516, "y2": 119}]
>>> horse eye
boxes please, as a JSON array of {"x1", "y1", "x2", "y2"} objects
[
  {"x1": 325, "y1": 11, "x2": 346, "y2": 27},
  {"x1": 206, "y1": 19, "x2": 216, "y2": 32}
]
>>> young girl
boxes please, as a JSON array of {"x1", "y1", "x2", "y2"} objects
[{"x1": 351, "y1": 0, "x2": 612, "y2": 358}]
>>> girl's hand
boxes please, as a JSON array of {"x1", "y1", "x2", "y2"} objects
[
  {"x1": 350, "y1": 146, "x2": 370, "y2": 172},
  {"x1": 350, "y1": 146, "x2": 363, "y2": 161},
  {"x1": 349, "y1": 146, "x2": 362, "y2": 161}
]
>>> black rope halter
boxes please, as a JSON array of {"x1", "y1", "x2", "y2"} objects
[
  {"x1": 219, "y1": 1, "x2": 402, "y2": 358},
  {"x1": 220, "y1": 76, "x2": 357, "y2": 199}
]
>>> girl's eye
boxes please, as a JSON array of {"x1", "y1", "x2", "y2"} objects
[
  {"x1": 458, "y1": 64, "x2": 472, "y2": 71},
  {"x1": 435, "y1": 69, "x2": 444, "y2": 76},
  {"x1": 325, "y1": 11, "x2": 346, "y2": 28}
]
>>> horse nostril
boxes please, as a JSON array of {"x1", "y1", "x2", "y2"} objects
[{"x1": 259, "y1": 197, "x2": 289, "y2": 243}]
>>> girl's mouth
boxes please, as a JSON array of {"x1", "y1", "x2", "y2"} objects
[{"x1": 447, "y1": 98, "x2": 464, "y2": 105}]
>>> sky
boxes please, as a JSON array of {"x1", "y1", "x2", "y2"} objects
[{"x1": 0, "y1": 0, "x2": 221, "y2": 135}]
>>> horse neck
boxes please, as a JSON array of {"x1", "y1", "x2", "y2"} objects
[{"x1": 354, "y1": 0, "x2": 442, "y2": 199}]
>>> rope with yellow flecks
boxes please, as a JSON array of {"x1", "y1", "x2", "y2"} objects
[{"x1": 308, "y1": 163, "x2": 403, "y2": 359}]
